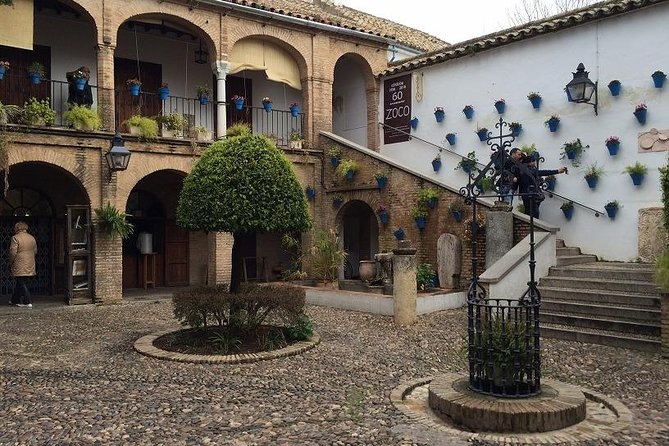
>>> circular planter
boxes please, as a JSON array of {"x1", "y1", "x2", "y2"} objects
[
  {"x1": 75, "y1": 78, "x2": 86, "y2": 91},
  {"x1": 159, "y1": 87, "x2": 170, "y2": 101},
  {"x1": 263, "y1": 102, "x2": 273, "y2": 113},
  {"x1": 634, "y1": 109, "x2": 647, "y2": 125},
  {"x1": 129, "y1": 84, "x2": 140, "y2": 96},
  {"x1": 494, "y1": 102, "x2": 506, "y2": 114},
  {"x1": 585, "y1": 176, "x2": 598, "y2": 189},
  {"x1": 529, "y1": 97, "x2": 542, "y2": 109},
  {"x1": 605, "y1": 206, "x2": 618, "y2": 220},
  {"x1": 630, "y1": 173, "x2": 644, "y2": 186},
  {"x1": 463, "y1": 108, "x2": 474, "y2": 119},
  {"x1": 445, "y1": 134, "x2": 456, "y2": 146},
  {"x1": 608, "y1": 82, "x2": 621, "y2": 96},
  {"x1": 290, "y1": 105, "x2": 300, "y2": 117},
  {"x1": 432, "y1": 159, "x2": 442, "y2": 172},
  {"x1": 562, "y1": 207, "x2": 574, "y2": 220},
  {"x1": 434, "y1": 111, "x2": 445, "y2": 123},
  {"x1": 607, "y1": 142, "x2": 620, "y2": 156}
]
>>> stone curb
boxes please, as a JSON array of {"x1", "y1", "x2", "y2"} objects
[{"x1": 133, "y1": 330, "x2": 321, "y2": 364}]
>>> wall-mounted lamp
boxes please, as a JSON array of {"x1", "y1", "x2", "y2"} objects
[
  {"x1": 565, "y1": 63, "x2": 598, "y2": 115},
  {"x1": 105, "y1": 133, "x2": 131, "y2": 181}
]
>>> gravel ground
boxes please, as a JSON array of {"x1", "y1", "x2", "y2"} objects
[{"x1": 0, "y1": 300, "x2": 667, "y2": 446}]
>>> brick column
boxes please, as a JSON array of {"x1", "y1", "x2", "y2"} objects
[
  {"x1": 208, "y1": 231, "x2": 234, "y2": 285},
  {"x1": 213, "y1": 60, "x2": 231, "y2": 139},
  {"x1": 96, "y1": 43, "x2": 116, "y2": 131},
  {"x1": 366, "y1": 84, "x2": 380, "y2": 150},
  {"x1": 393, "y1": 240, "x2": 417, "y2": 325}
]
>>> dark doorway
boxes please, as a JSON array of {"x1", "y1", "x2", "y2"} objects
[
  {"x1": 114, "y1": 57, "x2": 162, "y2": 131},
  {"x1": 341, "y1": 201, "x2": 378, "y2": 279},
  {"x1": 226, "y1": 75, "x2": 253, "y2": 129},
  {"x1": 0, "y1": 44, "x2": 52, "y2": 106}
]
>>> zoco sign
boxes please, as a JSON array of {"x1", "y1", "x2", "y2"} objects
[{"x1": 383, "y1": 74, "x2": 412, "y2": 144}]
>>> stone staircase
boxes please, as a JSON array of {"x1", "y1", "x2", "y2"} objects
[{"x1": 538, "y1": 239, "x2": 662, "y2": 352}]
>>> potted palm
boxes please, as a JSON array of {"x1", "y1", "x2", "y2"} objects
[
  {"x1": 527, "y1": 92, "x2": 541, "y2": 109},
  {"x1": 0, "y1": 61, "x2": 9, "y2": 80},
  {"x1": 289, "y1": 102, "x2": 300, "y2": 117},
  {"x1": 94, "y1": 203, "x2": 134, "y2": 239},
  {"x1": 419, "y1": 186, "x2": 439, "y2": 209},
  {"x1": 633, "y1": 103, "x2": 647, "y2": 125},
  {"x1": 126, "y1": 78, "x2": 141, "y2": 96},
  {"x1": 434, "y1": 106, "x2": 445, "y2": 123},
  {"x1": 652, "y1": 70, "x2": 666, "y2": 88},
  {"x1": 560, "y1": 201, "x2": 574, "y2": 220},
  {"x1": 449, "y1": 200, "x2": 466, "y2": 222},
  {"x1": 604, "y1": 200, "x2": 619, "y2": 220},
  {"x1": 374, "y1": 172, "x2": 388, "y2": 189},
  {"x1": 262, "y1": 96, "x2": 273, "y2": 112},
  {"x1": 608, "y1": 80, "x2": 621, "y2": 96},
  {"x1": 159, "y1": 82, "x2": 170, "y2": 101},
  {"x1": 376, "y1": 205, "x2": 389, "y2": 225},
  {"x1": 624, "y1": 162, "x2": 647, "y2": 186},
  {"x1": 123, "y1": 115, "x2": 158, "y2": 140},
  {"x1": 583, "y1": 163, "x2": 604, "y2": 189},
  {"x1": 432, "y1": 154, "x2": 442, "y2": 172},
  {"x1": 462, "y1": 105, "x2": 474, "y2": 119},
  {"x1": 456, "y1": 151, "x2": 478, "y2": 174},
  {"x1": 509, "y1": 121, "x2": 522, "y2": 137},
  {"x1": 411, "y1": 205, "x2": 428, "y2": 230},
  {"x1": 476, "y1": 126, "x2": 488, "y2": 142},
  {"x1": 336, "y1": 159, "x2": 359, "y2": 181},
  {"x1": 560, "y1": 138, "x2": 589, "y2": 163},
  {"x1": 494, "y1": 98, "x2": 506, "y2": 114},
  {"x1": 197, "y1": 85, "x2": 211, "y2": 105},
  {"x1": 545, "y1": 114, "x2": 560, "y2": 132},
  {"x1": 27, "y1": 61, "x2": 45, "y2": 85},
  {"x1": 605, "y1": 136, "x2": 620, "y2": 156}
]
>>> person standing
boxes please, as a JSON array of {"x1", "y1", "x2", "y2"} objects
[
  {"x1": 518, "y1": 154, "x2": 567, "y2": 219},
  {"x1": 9, "y1": 221, "x2": 37, "y2": 308},
  {"x1": 66, "y1": 66, "x2": 94, "y2": 108}
]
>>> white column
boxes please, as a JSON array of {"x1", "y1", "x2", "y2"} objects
[{"x1": 213, "y1": 60, "x2": 231, "y2": 139}]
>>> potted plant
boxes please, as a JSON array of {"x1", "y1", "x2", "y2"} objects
[
  {"x1": 605, "y1": 136, "x2": 620, "y2": 156},
  {"x1": 494, "y1": 98, "x2": 506, "y2": 114},
  {"x1": 419, "y1": 186, "x2": 439, "y2": 209},
  {"x1": 289, "y1": 130, "x2": 303, "y2": 149},
  {"x1": 376, "y1": 205, "x2": 389, "y2": 225},
  {"x1": 462, "y1": 105, "x2": 474, "y2": 119},
  {"x1": 289, "y1": 102, "x2": 300, "y2": 117},
  {"x1": 604, "y1": 200, "x2": 619, "y2": 220},
  {"x1": 410, "y1": 116, "x2": 419, "y2": 130},
  {"x1": 262, "y1": 96, "x2": 272, "y2": 113},
  {"x1": 456, "y1": 151, "x2": 478, "y2": 173},
  {"x1": 27, "y1": 61, "x2": 45, "y2": 85},
  {"x1": 159, "y1": 82, "x2": 170, "y2": 101},
  {"x1": 633, "y1": 103, "x2": 647, "y2": 125},
  {"x1": 652, "y1": 70, "x2": 666, "y2": 88},
  {"x1": 63, "y1": 104, "x2": 102, "y2": 131},
  {"x1": 509, "y1": 121, "x2": 522, "y2": 137},
  {"x1": 527, "y1": 92, "x2": 541, "y2": 109},
  {"x1": 434, "y1": 106, "x2": 445, "y2": 123},
  {"x1": 123, "y1": 115, "x2": 158, "y2": 140},
  {"x1": 560, "y1": 201, "x2": 574, "y2": 220},
  {"x1": 336, "y1": 159, "x2": 359, "y2": 181},
  {"x1": 305, "y1": 186, "x2": 316, "y2": 201},
  {"x1": 197, "y1": 85, "x2": 211, "y2": 105},
  {"x1": 192, "y1": 125, "x2": 212, "y2": 142},
  {"x1": 332, "y1": 194, "x2": 344, "y2": 209},
  {"x1": 71, "y1": 70, "x2": 87, "y2": 91},
  {"x1": 126, "y1": 78, "x2": 141, "y2": 96},
  {"x1": 374, "y1": 172, "x2": 388, "y2": 189},
  {"x1": 583, "y1": 163, "x2": 604, "y2": 189},
  {"x1": 231, "y1": 94, "x2": 245, "y2": 111},
  {"x1": 393, "y1": 227, "x2": 405, "y2": 241},
  {"x1": 560, "y1": 138, "x2": 589, "y2": 163},
  {"x1": 449, "y1": 200, "x2": 466, "y2": 222},
  {"x1": 0, "y1": 102, "x2": 20, "y2": 125},
  {"x1": 0, "y1": 61, "x2": 9, "y2": 80},
  {"x1": 20, "y1": 97, "x2": 55, "y2": 126},
  {"x1": 476, "y1": 176, "x2": 494, "y2": 194},
  {"x1": 521, "y1": 143, "x2": 537, "y2": 156},
  {"x1": 624, "y1": 162, "x2": 647, "y2": 186},
  {"x1": 545, "y1": 114, "x2": 560, "y2": 132},
  {"x1": 432, "y1": 154, "x2": 442, "y2": 172},
  {"x1": 545, "y1": 174, "x2": 557, "y2": 191},
  {"x1": 94, "y1": 203, "x2": 134, "y2": 239},
  {"x1": 476, "y1": 126, "x2": 488, "y2": 142},
  {"x1": 445, "y1": 132, "x2": 456, "y2": 146},
  {"x1": 327, "y1": 147, "x2": 342, "y2": 168},
  {"x1": 158, "y1": 112, "x2": 188, "y2": 138},
  {"x1": 608, "y1": 80, "x2": 621, "y2": 96},
  {"x1": 411, "y1": 204, "x2": 428, "y2": 230}
]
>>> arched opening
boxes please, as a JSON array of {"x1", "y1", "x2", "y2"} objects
[
  {"x1": 0, "y1": 161, "x2": 90, "y2": 302},
  {"x1": 339, "y1": 200, "x2": 379, "y2": 279},
  {"x1": 122, "y1": 170, "x2": 201, "y2": 289},
  {"x1": 332, "y1": 55, "x2": 370, "y2": 147}
]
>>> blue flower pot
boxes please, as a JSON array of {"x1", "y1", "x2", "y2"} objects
[
  {"x1": 379, "y1": 212, "x2": 389, "y2": 225},
  {"x1": 376, "y1": 177, "x2": 387, "y2": 189},
  {"x1": 548, "y1": 120, "x2": 559, "y2": 132},
  {"x1": 159, "y1": 87, "x2": 170, "y2": 101},
  {"x1": 129, "y1": 84, "x2": 140, "y2": 96},
  {"x1": 306, "y1": 188, "x2": 315, "y2": 200},
  {"x1": 562, "y1": 207, "x2": 574, "y2": 220},
  {"x1": 630, "y1": 173, "x2": 644, "y2": 186},
  {"x1": 410, "y1": 118, "x2": 419, "y2": 130},
  {"x1": 290, "y1": 105, "x2": 300, "y2": 117},
  {"x1": 345, "y1": 170, "x2": 354, "y2": 181},
  {"x1": 546, "y1": 178, "x2": 556, "y2": 191},
  {"x1": 607, "y1": 142, "x2": 620, "y2": 156},
  {"x1": 462, "y1": 162, "x2": 475, "y2": 174},
  {"x1": 445, "y1": 134, "x2": 456, "y2": 146},
  {"x1": 199, "y1": 96, "x2": 209, "y2": 105},
  {"x1": 432, "y1": 159, "x2": 441, "y2": 172},
  {"x1": 634, "y1": 109, "x2": 647, "y2": 125},
  {"x1": 434, "y1": 110, "x2": 445, "y2": 123},
  {"x1": 0, "y1": 66, "x2": 5, "y2": 80},
  {"x1": 494, "y1": 102, "x2": 506, "y2": 114},
  {"x1": 511, "y1": 127, "x2": 522, "y2": 137},
  {"x1": 463, "y1": 108, "x2": 474, "y2": 119},
  {"x1": 263, "y1": 102, "x2": 272, "y2": 112},
  {"x1": 605, "y1": 206, "x2": 618, "y2": 220},
  {"x1": 477, "y1": 130, "x2": 487, "y2": 141},
  {"x1": 30, "y1": 73, "x2": 41, "y2": 85},
  {"x1": 331, "y1": 157, "x2": 340, "y2": 168},
  {"x1": 451, "y1": 210, "x2": 463, "y2": 222},
  {"x1": 529, "y1": 97, "x2": 542, "y2": 109},
  {"x1": 415, "y1": 216, "x2": 426, "y2": 230},
  {"x1": 426, "y1": 197, "x2": 437, "y2": 209},
  {"x1": 585, "y1": 176, "x2": 598, "y2": 189},
  {"x1": 652, "y1": 73, "x2": 666, "y2": 88},
  {"x1": 608, "y1": 82, "x2": 621, "y2": 96},
  {"x1": 234, "y1": 98, "x2": 244, "y2": 110},
  {"x1": 476, "y1": 184, "x2": 485, "y2": 194},
  {"x1": 566, "y1": 151, "x2": 576, "y2": 161},
  {"x1": 393, "y1": 228, "x2": 405, "y2": 241},
  {"x1": 333, "y1": 199, "x2": 343, "y2": 209},
  {"x1": 76, "y1": 78, "x2": 86, "y2": 91}
]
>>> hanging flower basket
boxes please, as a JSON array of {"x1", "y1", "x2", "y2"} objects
[
  {"x1": 30, "y1": 72, "x2": 42, "y2": 85},
  {"x1": 159, "y1": 86, "x2": 170, "y2": 101},
  {"x1": 462, "y1": 105, "x2": 474, "y2": 119},
  {"x1": 605, "y1": 137, "x2": 620, "y2": 156},
  {"x1": 432, "y1": 157, "x2": 442, "y2": 172},
  {"x1": 331, "y1": 157, "x2": 340, "y2": 168},
  {"x1": 545, "y1": 117, "x2": 560, "y2": 133},
  {"x1": 494, "y1": 99, "x2": 506, "y2": 114},
  {"x1": 608, "y1": 80, "x2": 621, "y2": 96},
  {"x1": 410, "y1": 117, "x2": 419, "y2": 130},
  {"x1": 263, "y1": 102, "x2": 273, "y2": 112},
  {"x1": 333, "y1": 196, "x2": 344, "y2": 209},
  {"x1": 377, "y1": 206, "x2": 390, "y2": 225},
  {"x1": 476, "y1": 128, "x2": 488, "y2": 142},
  {"x1": 561, "y1": 202, "x2": 574, "y2": 220},
  {"x1": 425, "y1": 197, "x2": 437, "y2": 209},
  {"x1": 127, "y1": 78, "x2": 141, "y2": 96},
  {"x1": 461, "y1": 161, "x2": 476, "y2": 173},
  {"x1": 604, "y1": 202, "x2": 619, "y2": 220},
  {"x1": 434, "y1": 107, "x2": 445, "y2": 123},
  {"x1": 445, "y1": 133, "x2": 456, "y2": 146},
  {"x1": 630, "y1": 172, "x2": 644, "y2": 186},
  {"x1": 198, "y1": 95, "x2": 209, "y2": 105},
  {"x1": 652, "y1": 71, "x2": 666, "y2": 88},
  {"x1": 633, "y1": 104, "x2": 647, "y2": 125},
  {"x1": 509, "y1": 122, "x2": 522, "y2": 137},
  {"x1": 375, "y1": 174, "x2": 388, "y2": 189},
  {"x1": 414, "y1": 216, "x2": 426, "y2": 230},
  {"x1": 393, "y1": 227, "x2": 405, "y2": 241},
  {"x1": 290, "y1": 103, "x2": 300, "y2": 117},
  {"x1": 585, "y1": 176, "x2": 598, "y2": 189},
  {"x1": 233, "y1": 96, "x2": 245, "y2": 110},
  {"x1": 527, "y1": 92, "x2": 542, "y2": 109}
]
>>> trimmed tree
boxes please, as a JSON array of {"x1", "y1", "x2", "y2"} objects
[{"x1": 177, "y1": 133, "x2": 312, "y2": 288}]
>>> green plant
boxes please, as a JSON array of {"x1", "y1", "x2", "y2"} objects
[
  {"x1": 624, "y1": 162, "x2": 648, "y2": 175},
  {"x1": 455, "y1": 151, "x2": 478, "y2": 171},
  {"x1": 520, "y1": 144, "x2": 536, "y2": 155},
  {"x1": 416, "y1": 263, "x2": 435, "y2": 291},
  {"x1": 336, "y1": 159, "x2": 359, "y2": 179},
  {"x1": 476, "y1": 126, "x2": 488, "y2": 134},
  {"x1": 94, "y1": 202, "x2": 134, "y2": 239},
  {"x1": 226, "y1": 122, "x2": 251, "y2": 137},
  {"x1": 308, "y1": 229, "x2": 347, "y2": 284},
  {"x1": 583, "y1": 162, "x2": 604, "y2": 180},
  {"x1": 605, "y1": 200, "x2": 619, "y2": 209},
  {"x1": 197, "y1": 85, "x2": 211, "y2": 97},
  {"x1": 474, "y1": 314, "x2": 530, "y2": 386},
  {"x1": 477, "y1": 176, "x2": 494, "y2": 191},
  {"x1": 326, "y1": 147, "x2": 342, "y2": 159},
  {"x1": 410, "y1": 204, "x2": 428, "y2": 219},
  {"x1": 27, "y1": 61, "x2": 45, "y2": 79},
  {"x1": 257, "y1": 328, "x2": 287, "y2": 351},
  {"x1": 560, "y1": 201, "x2": 574, "y2": 211},
  {"x1": 209, "y1": 332, "x2": 242, "y2": 354},
  {"x1": 159, "y1": 112, "x2": 188, "y2": 132},
  {"x1": 63, "y1": 105, "x2": 102, "y2": 131},
  {"x1": 285, "y1": 312, "x2": 313, "y2": 341},
  {"x1": 509, "y1": 121, "x2": 521, "y2": 130},
  {"x1": 544, "y1": 114, "x2": 560, "y2": 125},
  {"x1": 123, "y1": 115, "x2": 158, "y2": 140},
  {"x1": 290, "y1": 130, "x2": 302, "y2": 141},
  {"x1": 418, "y1": 186, "x2": 439, "y2": 203},
  {"x1": 21, "y1": 97, "x2": 55, "y2": 126},
  {"x1": 654, "y1": 248, "x2": 669, "y2": 291},
  {"x1": 560, "y1": 138, "x2": 589, "y2": 163},
  {"x1": 0, "y1": 101, "x2": 20, "y2": 126}
]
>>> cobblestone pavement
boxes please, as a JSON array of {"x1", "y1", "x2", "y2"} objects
[{"x1": 0, "y1": 300, "x2": 667, "y2": 446}]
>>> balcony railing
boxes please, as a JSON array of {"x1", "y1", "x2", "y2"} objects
[{"x1": 227, "y1": 104, "x2": 304, "y2": 148}]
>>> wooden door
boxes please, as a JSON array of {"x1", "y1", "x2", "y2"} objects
[
  {"x1": 0, "y1": 44, "x2": 51, "y2": 106},
  {"x1": 165, "y1": 221, "x2": 189, "y2": 286},
  {"x1": 226, "y1": 75, "x2": 252, "y2": 128},
  {"x1": 114, "y1": 58, "x2": 162, "y2": 131}
]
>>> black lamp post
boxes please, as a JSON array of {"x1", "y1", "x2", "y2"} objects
[
  {"x1": 565, "y1": 63, "x2": 598, "y2": 115},
  {"x1": 105, "y1": 133, "x2": 131, "y2": 180}
]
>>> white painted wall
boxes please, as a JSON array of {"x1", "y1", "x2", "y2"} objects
[
  {"x1": 333, "y1": 57, "x2": 368, "y2": 147},
  {"x1": 379, "y1": 3, "x2": 669, "y2": 261}
]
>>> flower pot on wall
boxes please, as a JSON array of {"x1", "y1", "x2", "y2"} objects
[
  {"x1": 263, "y1": 102, "x2": 273, "y2": 112},
  {"x1": 378, "y1": 212, "x2": 389, "y2": 225},
  {"x1": 410, "y1": 117, "x2": 419, "y2": 130},
  {"x1": 547, "y1": 120, "x2": 559, "y2": 132},
  {"x1": 652, "y1": 72, "x2": 666, "y2": 88},
  {"x1": 608, "y1": 81, "x2": 621, "y2": 96},
  {"x1": 445, "y1": 134, "x2": 456, "y2": 146},
  {"x1": 566, "y1": 151, "x2": 576, "y2": 161},
  {"x1": 606, "y1": 142, "x2": 620, "y2": 156},
  {"x1": 331, "y1": 157, "x2": 340, "y2": 168},
  {"x1": 159, "y1": 87, "x2": 170, "y2": 101},
  {"x1": 494, "y1": 102, "x2": 505, "y2": 114},
  {"x1": 426, "y1": 198, "x2": 437, "y2": 209},
  {"x1": 415, "y1": 216, "x2": 426, "y2": 230},
  {"x1": 434, "y1": 110, "x2": 445, "y2": 123},
  {"x1": 393, "y1": 228, "x2": 405, "y2": 240},
  {"x1": 462, "y1": 162, "x2": 476, "y2": 174},
  {"x1": 451, "y1": 210, "x2": 463, "y2": 222},
  {"x1": 345, "y1": 170, "x2": 355, "y2": 181},
  {"x1": 630, "y1": 173, "x2": 644, "y2": 186},
  {"x1": 30, "y1": 73, "x2": 41, "y2": 85},
  {"x1": 477, "y1": 130, "x2": 488, "y2": 142},
  {"x1": 562, "y1": 207, "x2": 574, "y2": 220},
  {"x1": 585, "y1": 176, "x2": 598, "y2": 189},
  {"x1": 199, "y1": 95, "x2": 209, "y2": 105},
  {"x1": 511, "y1": 126, "x2": 522, "y2": 137},
  {"x1": 463, "y1": 107, "x2": 474, "y2": 119},
  {"x1": 305, "y1": 187, "x2": 315, "y2": 200},
  {"x1": 634, "y1": 109, "x2": 647, "y2": 125},
  {"x1": 234, "y1": 98, "x2": 244, "y2": 110},
  {"x1": 333, "y1": 198, "x2": 343, "y2": 209},
  {"x1": 290, "y1": 105, "x2": 300, "y2": 117},
  {"x1": 432, "y1": 159, "x2": 442, "y2": 172},
  {"x1": 376, "y1": 177, "x2": 387, "y2": 189},
  {"x1": 529, "y1": 97, "x2": 542, "y2": 109},
  {"x1": 129, "y1": 84, "x2": 140, "y2": 96},
  {"x1": 546, "y1": 177, "x2": 556, "y2": 191},
  {"x1": 605, "y1": 206, "x2": 618, "y2": 220}
]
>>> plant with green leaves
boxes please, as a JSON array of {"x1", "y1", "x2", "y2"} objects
[
  {"x1": 208, "y1": 332, "x2": 242, "y2": 354},
  {"x1": 418, "y1": 186, "x2": 439, "y2": 203},
  {"x1": 583, "y1": 162, "x2": 604, "y2": 180},
  {"x1": 455, "y1": 151, "x2": 478, "y2": 172},
  {"x1": 560, "y1": 138, "x2": 589, "y2": 164},
  {"x1": 257, "y1": 328, "x2": 287, "y2": 351},
  {"x1": 64, "y1": 105, "x2": 102, "y2": 131},
  {"x1": 374, "y1": 171, "x2": 388, "y2": 181},
  {"x1": 326, "y1": 146, "x2": 342, "y2": 159},
  {"x1": 605, "y1": 200, "x2": 619, "y2": 210},
  {"x1": 624, "y1": 162, "x2": 648, "y2": 175},
  {"x1": 27, "y1": 61, "x2": 45, "y2": 79},
  {"x1": 0, "y1": 101, "x2": 20, "y2": 126},
  {"x1": 416, "y1": 263, "x2": 436, "y2": 291},
  {"x1": 158, "y1": 112, "x2": 188, "y2": 133},
  {"x1": 123, "y1": 115, "x2": 158, "y2": 140},
  {"x1": 410, "y1": 204, "x2": 428, "y2": 219},
  {"x1": 560, "y1": 201, "x2": 574, "y2": 211},
  {"x1": 94, "y1": 202, "x2": 134, "y2": 239},
  {"x1": 336, "y1": 159, "x2": 359, "y2": 179},
  {"x1": 21, "y1": 97, "x2": 55, "y2": 126},
  {"x1": 520, "y1": 144, "x2": 536, "y2": 156},
  {"x1": 226, "y1": 122, "x2": 251, "y2": 137},
  {"x1": 197, "y1": 85, "x2": 211, "y2": 98},
  {"x1": 308, "y1": 229, "x2": 347, "y2": 284},
  {"x1": 474, "y1": 314, "x2": 530, "y2": 386},
  {"x1": 285, "y1": 312, "x2": 313, "y2": 341}
]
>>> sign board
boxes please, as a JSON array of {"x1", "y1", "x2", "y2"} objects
[{"x1": 383, "y1": 74, "x2": 412, "y2": 144}]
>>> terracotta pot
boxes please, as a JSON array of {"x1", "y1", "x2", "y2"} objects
[{"x1": 359, "y1": 260, "x2": 376, "y2": 282}]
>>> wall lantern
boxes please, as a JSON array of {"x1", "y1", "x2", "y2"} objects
[
  {"x1": 105, "y1": 133, "x2": 131, "y2": 179},
  {"x1": 565, "y1": 62, "x2": 598, "y2": 115},
  {"x1": 194, "y1": 39, "x2": 209, "y2": 65}
]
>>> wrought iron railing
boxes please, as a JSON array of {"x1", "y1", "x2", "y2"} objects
[{"x1": 226, "y1": 104, "x2": 304, "y2": 148}]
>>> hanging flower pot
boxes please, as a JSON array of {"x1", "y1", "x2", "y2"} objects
[
  {"x1": 604, "y1": 202, "x2": 619, "y2": 220},
  {"x1": 262, "y1": 97, "x2": 272, "y2": 112},
  {"x1": 561, "y1": 202, "x2": 574, "y2": 220},
  {"x1": 509, "y1": 122, "x2": 522, "y2": 137},
  {"x1": 27, "y1": 62, "x2": 45, "y2": 86},
  {"x1": 375, "y1": 174, "x2": 388, "y2": 189},
  {"x1": 608, "y1": 80, "x2": 621, "y2": 96},
  {"x1": 545, "y1": 176, "x2": 556, "y2": 192},
  {"x1": 426, "y1": 197, "x2": 437, "y2": 209},
  {"x1": 476, "y1": 128, "x2": 488, "y2": 142},
  {"x1": 630, "y1": 172, "x2": 644, "y2": 186},
  {"x1": 159, "y1": 86, "x2": 170, "y2": 101},
  {"x1": 331, "y1": 157, "x2": 340, "y2": 168},
  {"x1": 75, "y1": 77, "x2": 86, "y2": 91},
  {"x1": 462, "y1": 161, "x2": 476, "y2": 173},
  {"x1": 434, "y1": 107, "x2": 445, "y2": 123},
  {"x1": 393, "y1": 227, "x2": 405, "y2": 241},
  {"x1": 432, "y1": 157, "x2": 442, "y2": 172},
  {"x1": 410, "y1": 117, "x2": 419, "y2": 130},
  {"x1": 233, "y1": 96, "x2": 245, "y2": 110},
  {"x1": 625, "y1": 162, "x2": 647, "y2": 186},
  {"x1": 566, "y1": 151, "x2": 576, "y2": 161},
  {"x1": 585, "y1": 176, "x2": 598, "y2": 189},
  {"x1": 333, "y1": 196, "x2": 344, "y2": 209},
  {"x1": 129, "y1": 83, "x2": 140, "y2": 96},
  {"x1": 414, "y1": 216, "x2": 426, "y2": 230},
  {"x1": 445, "y1": 133, "x2": 456, "y2": 146},
  {"x1": 494, "y1": 99, "x2": 506, "y2": 114},
  {"x1": 652, "y1": 70, "x2": 666, "y2": 88},
  {"x1": 30, "y1": 72, "x2": 42, "y2": 85},
  {"x1": 305, "y1": 187, "x2": 315, "y2": 201},
  {"x1": 345, "y1": 169, "x2": 355, "y2": 181},
  {"x1": 605, "y1": 137, "x2": 620, "y2": 156},
  {"x1": 462, "y1": 105, "x2": 474, "y2": 119},
  {"x1": 199, "y1": 95, "x2": 209, "y2": 105},
  {"x1": 378, "y1": 211, "x2": 389, "y2": 225},
  {"x1": 451, "y1": 210, "x2": 463, "y2": 222},
  {"x1": 0, "y1": 62, "x2": 7, "y2": 80},
  {"x1": 527, "y1": 92, "x2": 541, "y2": 109},
  {"x1": 127, "y1": 78, "x2": 141, "y2": 96},
  {"x1": 633, "y1": 104, "x2": 647, "y2": 125},
  {"x1": 290, "y1": 103, "x2": 300, "y2": 117},
  {"x1": 545, "y1": 116, "x2": 560, "y2": 133}
]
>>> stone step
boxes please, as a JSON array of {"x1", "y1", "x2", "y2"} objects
[
  {"x1": 556, "y1": 247, "x2": 581, "y2": 256},
  {"x1": 542, "y1": 299, "x2": 661, "y2": 322},
  {"x1": 548, "y1": 266, "x2": 655, "y2": 282},
  {"x1": 539, "y1": 286, "x2": 660, "y2": 308},
  {"x1": 541, "y1": 312, "x2": 661, "y2": 336},
  {"x1": 541, "y1": 324, "x2": 661, "y2": 352},
  {"x1": 539, "y1": 276, "x2": 660, "y2": 295},
  {"x1": 555, "y1": 255, "x2": 598, "y2": 266}
]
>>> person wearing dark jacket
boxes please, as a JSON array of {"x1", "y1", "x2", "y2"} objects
[
  {"x1": 518, "y1": 154, "x2": 567, "y2": 218},
  {"x1": 495, "y1": 148, "x2": 524, "y2": 204},
  {"x1": 66, "y1": 66, "x2": 93, "y2": 107}
]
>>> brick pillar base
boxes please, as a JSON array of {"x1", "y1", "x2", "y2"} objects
[
  {"x1": 208, "y1": 232, "x2": 234, "y2": 286},
  {"x1": 93, "y1": 228, "x2": 123, "y2": 304}
]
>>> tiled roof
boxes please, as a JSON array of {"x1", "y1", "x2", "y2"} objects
[
  {"x1": 218, "y1": 0, "x2": 448, "y2": 52},
  {"x1": 384, "y1": 0, "x2": 668, "y2": 75}
]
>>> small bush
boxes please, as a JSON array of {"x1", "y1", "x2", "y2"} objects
[
  {"x1": 416, "y1": 264, "x2": 436, "y2": 291},
  {"x1": 173, "y1": 285, "x2": 231, "y2": 328},
  {"x1": 285, "y1": 312, "x2": 313, "y2": 341},
  {"x1": 258, "y1": 328, "x2": 287, "y2": 351}
]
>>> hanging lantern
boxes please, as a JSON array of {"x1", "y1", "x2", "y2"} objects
[{"x1": 195, "y1": 40, "x2": 209, "y2": 65}]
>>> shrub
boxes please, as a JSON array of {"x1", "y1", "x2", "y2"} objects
[
  {"x1": 226, "y1": 122, "x2": 251, "y2": 137},
  {"x1": 309, "y1": 229, "x2": 346, "y2": 283},
  {"x1": 64, "y1": 105, "x2": 102, "y2": 131},
  {"x1": 123, "y1": 115, "x2": 158, "y2": 140},
  {"x1": 158, "y1": 112, "x2": 188, "y2": 132},
  {"x1": 209, "y1": 332, "x2": 242, "y2": 354},
  {"x1": 416, "y1": 263, "x2": 436, "y2": 291},
  {"x1": 173, "y1": 285, "x2": 231, "y2": 328},
  {"x1": 285, "y1": 312, "x2": 313, "y2": 341},
  {"x1": 21, "y1": 97, "x2": 55, "y2": 126}
]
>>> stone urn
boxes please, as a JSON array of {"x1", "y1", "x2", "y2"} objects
[{"x1": 359, "y1": 260, "x2": 376, "y2": 282}]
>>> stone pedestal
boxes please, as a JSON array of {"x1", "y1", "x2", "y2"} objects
[
  {"x1": 437, "y1": 233, "x2": 461, "y2": 289},
  {"x1": 393, "y1": 240, "x2": 417, "y2": 325},
  {"x1": 485, "y1": 202, "x2": 513, "y2": 268}
]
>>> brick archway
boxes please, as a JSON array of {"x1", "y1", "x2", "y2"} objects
[{"x1": 335, "y1": 198, "x2": 380, "y2": 279}]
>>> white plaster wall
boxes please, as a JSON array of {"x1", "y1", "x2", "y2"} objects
[
  {"x1": 379, "y1": 4, "x2": 669, "y2": 261},
  {"x1": 333, "y1": 57, "x2": 368, "y2": 147}
]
